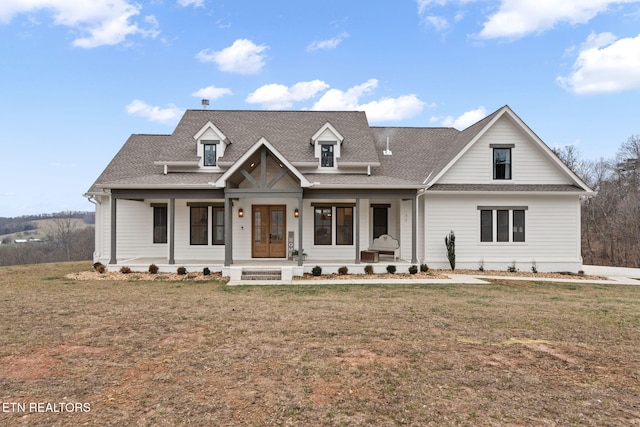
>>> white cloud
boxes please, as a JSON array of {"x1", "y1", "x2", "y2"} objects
[
  {"x1": 307, "y1": 32, "x2": 349, "y2": 51},
  {"x1": 246, "y1": 80, "x2": 330, "y2": 109},
  {"x1": 192, "y1": 85, "x2": 233, "y2": 100},
  {"x1": 0, "y1": 0, "x2": 159, "y2": 48},
  {"x1": 423, "y1": 15, "x2": 449, "y2": 31},
  {"x1": 478, "y1": 0, "x2": 640, "y2": 40},
  {"x1": 558, "y1": 32, "x2": 640, "y2": 94},
  {"x1": 311, "y1": 79, "x2": 426, "y2": 122},
  {"x1": 177, "y1": 0, "x2": 204, "y2": 7},
  {"x1": 196, "y1": 39, "x2": 268, "y2": 74},
  {"x1": 436, "y1": 106, "x2": 487, "y2": 130},
  {"x1": 126, "y1": 100, "x2": 183, "y2": 124}
]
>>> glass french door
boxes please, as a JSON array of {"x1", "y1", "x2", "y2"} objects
[{"x1": 252, "y1": 205, "x2": 286, "y2": 258}]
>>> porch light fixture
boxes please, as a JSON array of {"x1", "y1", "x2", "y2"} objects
[
  {"x1": 238, "y1": 208, "x2": 244, "y2": 218},
  {"x1": 294, "y1": 208, "x2": 299, "y2": 218}
]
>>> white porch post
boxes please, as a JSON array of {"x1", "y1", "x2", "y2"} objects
[{"x1": 412, "y1": 196, "x2": 418, "y2": 263}]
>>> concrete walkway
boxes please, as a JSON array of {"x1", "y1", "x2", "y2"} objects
[{"x1": 227, "y1": 266, "x2": 640, "y2": 286}]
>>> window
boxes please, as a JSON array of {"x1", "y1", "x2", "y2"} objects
[
  {"x1": 321, "y1": 144, "x2": 334, "y2": 167},
  {"x1": 314, "y1": 207, "x2": 332, "y2": 245},
  {"x1": 479, "y1": 208, "x2": 526, "y2": 243},
  {"x1": 336, "y1": 207, "x2": 353, "y2": 245},
  {"x1": 480, "y1": 210, "x2": 492, "y2": 242},
  {"x1": 190, "y1": 206, "x2": 208, "y2": 245},
  {"x1": 212, "y1": 207, "x2": 225, "y2": 245},
  {"x1": 153, "y1": 205, "x2": 167, "y2": 244},
  {"x1": 203, "y1": 143, "x2": 217, "y2": 166},
  {"x1": 372, "y1": 206, "x2": 388, "y2": 238},
  {"x1": 493, "y1": 147, "x2": 511, "y2": 180}
]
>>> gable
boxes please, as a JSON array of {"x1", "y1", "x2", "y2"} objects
[{"x1": 437, "y1": 114, "x2": 574, "y2": 185}]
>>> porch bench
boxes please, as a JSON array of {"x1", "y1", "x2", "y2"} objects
[{"x1": 368, "y1": 234, "x2": 399, "y2": 261}]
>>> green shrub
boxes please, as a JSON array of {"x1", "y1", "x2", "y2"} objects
[
  {"x1": 386, "y1": 265, "x2": 396, "y2": 274},
  {"x1": 119, "y1": 266, "x2": 132, "y2": 274},
  {"x1": 408, "y1": 265, "x2": 418, "y2": 274},
  {"x1": 311, "y1": 265, "x2": 322, "y2": 276},
  {"x1": 203, "y1": 267, "x2": 211, "y2": 276},
  {"x1": 445, "y1": 230, "x2": 455, "y2": 270},
  {"x1": 420, "y1": 263, "x2": 429, "y2": 272},
  {"x1": 148, "y1": 264, "x2": 159, "y2": 274},
  {"x1": 177, "y1": 266, "x2": 187, "y2": 275},
  {"x1": 507, "y1": 262, "x2": 517, "y2": 273},
  {"x1": 337, "y1": 266, "x2": 348, "y2": 275},
  {"x1": 364, "y1": 265, "x2": 374, "y2": 275}
]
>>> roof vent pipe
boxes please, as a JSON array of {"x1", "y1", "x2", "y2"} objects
[
  {"x1": 201, "y1": 99, "x2": 209, "y2": 109},
  {"x1": 383, "y1": 135, "x2": 392, "y2": 156}
]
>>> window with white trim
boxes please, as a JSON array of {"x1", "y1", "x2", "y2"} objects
[
  {"x1": 320, "y1": 143, "x2": 335, "y2": 167},
  {"x1": 203, "y1": 143, "x2": 217, "y2": 166},
  {"x1": 479, "y1": 207, "x2": 526, "y2": 243}
]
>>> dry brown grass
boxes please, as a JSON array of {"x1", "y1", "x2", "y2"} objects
[{"x1": 1, "y1": 261, "x2": 639, "y2": 426}]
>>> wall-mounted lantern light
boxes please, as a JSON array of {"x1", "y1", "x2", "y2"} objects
[
  {"x1": 238, "y1": 208, "x2": 244, "y2": 218},
  {"x1": 294, "y1": 208, "x2": 299, "y2": 218}
]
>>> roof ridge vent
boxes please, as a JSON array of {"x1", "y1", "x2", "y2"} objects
[{"x1": 383, "y1": 135, "x2": 392, "y2": 156}]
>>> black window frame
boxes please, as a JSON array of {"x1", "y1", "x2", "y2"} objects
[
  {"x1": 153, "y1": 205, "x2": 167, "y2": 244},
  {"x1": 493, "y1": 147, "x2": 512, "y2": 180},
  {"x1": 314, "y1": 207, "x2": 332, "y2": 245},
  {"x1": 320, "y1": 144, "x2": 334, "y2": 167},
  {"x1": 190, "y1": 206, "x2": 208, "y2": 245},
  {"x1": 203, "y1": 143, "x2": 217, "y2": 167},
  {"x1": 336, "y1": 206, "x2": 353, "y2": 245},
  {"x1": 479, "y1": 207, "x2": 526, "y2": 243},
  {"x1": 212, "y1": 206, "x2": 225, "y2": 245}
]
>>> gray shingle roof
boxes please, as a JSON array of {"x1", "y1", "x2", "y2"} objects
[
  {"x1": 161, "y1": 110, "x2": 380, "y2": 165},
  {"x1": 87, "y1": 106, "x2": 589, "y2": 194}
]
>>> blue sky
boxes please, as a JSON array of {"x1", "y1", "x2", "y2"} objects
[{"x1": 1, "y1": 0, "x2": 639, "y2": 217}]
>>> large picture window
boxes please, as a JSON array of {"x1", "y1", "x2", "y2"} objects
[
  {"x1": 314, "y1": 207, "x2": 332, "y2": 245},
  {"x1": 336, "y1": 207, "x2": 353, "y2": 245},
  {"x1": 479, "y1": 208, "x2": 526, "y2": 243},
  {"x1": 153, "y1": 205, "x2": 167, "y2": 244},
  {"x1": 493, "y1": 147, "x2": 511, "y2": 180},
  {"x1": 190, "y1": 206, "x2": 208, "y2": 245}
]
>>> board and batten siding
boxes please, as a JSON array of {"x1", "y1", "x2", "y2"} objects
[
  {"x1": 439, "y1": 116, "x2": 569, "y2": 185},
  {"x1": 423, "y1": 194, "x2": 582, "y2": 272}
]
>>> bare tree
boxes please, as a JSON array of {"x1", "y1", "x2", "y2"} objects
[{"x1": 43, "y1": 212, "x2": 79, "y2": 261}]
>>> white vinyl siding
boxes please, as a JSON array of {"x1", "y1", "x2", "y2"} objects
[
  {"x1": 113, "y1": 199, "x2": 168, "y2": 260},
  {"x1": 439, "y1": 116, "x2": 569, "y2": 184},
  {"x1": 424, "y1": 194, "x2": 582, "y2": 271}
]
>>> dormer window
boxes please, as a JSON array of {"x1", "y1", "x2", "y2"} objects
[
  {"x1": 321, "y1": 143, "x2": 334, "y2": 167},
  {"x1": 311, "y1": 122, "x2": 344, "y2": 170},
  {"x1": 194, "y1": 121, "x2": 229, "y2": 169},
  {"x1": 492, "y1": 145, "x2": 513, "y2": 180},
  {"x1": 203, "y1": 142, "x2": 217, "y2": 166}
]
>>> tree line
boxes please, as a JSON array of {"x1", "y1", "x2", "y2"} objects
[
  {"x1": 0, "y1": 214, "x2": 94, "y2": 267},
  {"x1": 554, "y1": 135, "x2": 640, "y2": 268}
]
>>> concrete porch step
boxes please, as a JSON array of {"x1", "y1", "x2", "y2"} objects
[{"x1": 240, "y1": 269, "x2": 282, "y2": 280}]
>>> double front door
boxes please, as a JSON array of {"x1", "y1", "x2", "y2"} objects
[{"x1": 252, "y1": 205, "x2": 286, "y2": 258}]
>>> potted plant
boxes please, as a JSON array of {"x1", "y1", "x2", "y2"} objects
[{"x1": 291, "y1": 249, "x2": 307, "y2": 261}]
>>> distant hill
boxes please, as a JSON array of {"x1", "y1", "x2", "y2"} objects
[{"x1": 0, "y1": 211, "x2": 94, "y2": 244}]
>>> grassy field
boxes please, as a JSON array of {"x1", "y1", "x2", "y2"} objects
[{"x1": 1, "y1": 262, "x2": 639, "y2": 426}]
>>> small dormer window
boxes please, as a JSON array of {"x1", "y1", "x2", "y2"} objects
[
  {"x1": 203, "y1": 142, "x2": 217, "y2": 166},
  {"x1": 321, "y1": 143, "x2": 334, "y2": 167}
]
